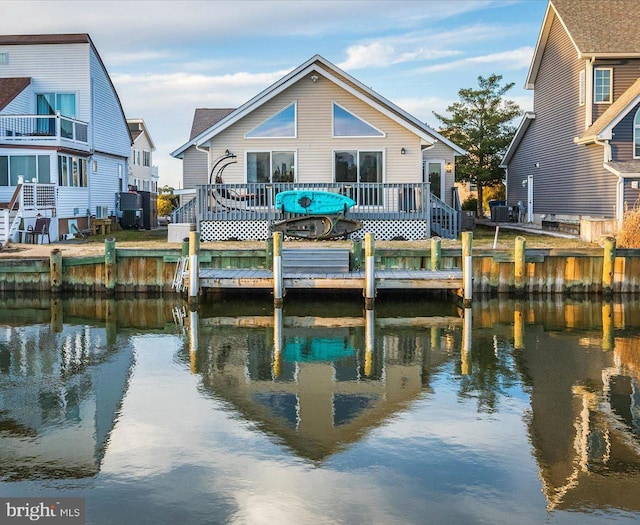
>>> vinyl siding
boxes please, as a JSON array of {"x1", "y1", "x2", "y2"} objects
[
  {"x1": 89, "y1": 47, "x2": 130, "y2": 158},
  {"x1": 56, "y1": 187, "x2": 90, "y2": 218},
  {"x1": 183, "y1": 145, "x2": 208, "y2": 188},
  {"x1": 624, "y1": 179, "x2": 640, "y2": 204},
  {"x1": 592, "y1": 59, "x2": 640, "y2": 122},
  {"x1": 1, "y1": 84, "x2": 33, "y2": 114},
  {"x1": 89, "y1": 153, "x2": 123, "y2": 215},
  {"x1": 130, "y1": 132, "x2": 155, "y2": 182},
  {"x1": 611, "y1": 104, "x2": 638, "y2": 162},
  {"x1": 202, "y1": 74, "x2": 437, "y2": 188},
  {"x1": 0, "y1": 43, "x2": 91, "y2": 120},
  {"x1": 507, "y1": 15, "x2": 617, "y2": 218}
]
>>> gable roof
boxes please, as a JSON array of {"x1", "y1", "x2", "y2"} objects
[
  {"x1": 190, "y1": 108, "x2": 235, "y2": 140},
  {"x1": 575, "y1": 78, "x2": 640, "y2": 144},
  {"x1": 127, "y1": 118, "x2": 156, "y2": 150},
  {"x1": 171, "y1": 55, "x2": 465, "y2": 158},
  {"x1": 526, "y1": 0, "x2": 640, "y2": 89},
  {"x1": 171, "y1": 108, "x2": 236, "y2": 158},
  {"x1": 0, "y1": 77, "x2": 30, "y2": 111},
  {"x1": 0, "y1": 33, "x2": 133, "y2": 146}
]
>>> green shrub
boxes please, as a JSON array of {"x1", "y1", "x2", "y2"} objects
[{"x1": 462, "y1": 197, "x2": 478, "y2": 213}]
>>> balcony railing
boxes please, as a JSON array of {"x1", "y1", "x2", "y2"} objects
[
  {"x1": 0, "y1": 114, "x2": 89, "y2": 146},
  {"x1": 195, "y1": 182, "x2": 432, "y2": 222}
]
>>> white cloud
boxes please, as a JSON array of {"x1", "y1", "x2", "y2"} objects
[{"x1": 420, "y1": 47, "x2": 535, "y2": 74}]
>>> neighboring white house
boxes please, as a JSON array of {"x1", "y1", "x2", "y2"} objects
[
  {"x1": 127, "y1": 118, "x2": 158, "y2": 193},
  {"x1": 0, "y1": 33, "x2": 132, "y2": 243}
]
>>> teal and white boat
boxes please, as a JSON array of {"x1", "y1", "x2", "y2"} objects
[{"x1": 275, "y1": 190, "x2": 355, "y2": 215}]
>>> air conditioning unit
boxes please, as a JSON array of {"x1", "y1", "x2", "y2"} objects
[{"x1": 96, "y1": 206, "x2": 109, "y2": 218}]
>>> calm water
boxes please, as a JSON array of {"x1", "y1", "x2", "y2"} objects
[{"x1": 0, "y1": 293, "x2": 639, "y2": 525}]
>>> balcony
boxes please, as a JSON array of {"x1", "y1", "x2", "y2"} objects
[{"x1": 0, "y1": 113, "x2": 89, "y2": 151}]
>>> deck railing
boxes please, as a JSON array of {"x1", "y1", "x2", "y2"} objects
[
  {"x1": 195, "y1": 182, "x2": 432, "y2": 222},
  {"x1": 0, "y1": 114, "x2": 89, "y2": 146}
]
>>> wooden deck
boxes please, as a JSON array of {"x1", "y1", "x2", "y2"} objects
[{"x1": 199, "y1": 268, "x2": 463, "y2": 291}]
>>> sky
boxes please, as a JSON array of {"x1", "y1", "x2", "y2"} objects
[{"x1": 0, "y1": 0, "x2": 549, "y2": 188}]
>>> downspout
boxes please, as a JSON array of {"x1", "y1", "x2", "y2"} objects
[
  {"x1": 585, "y1": 58, "x2": 594, "y2": 129},
  {"x1": 597, "y1": 137, "x2": 624, "y2": 225}
]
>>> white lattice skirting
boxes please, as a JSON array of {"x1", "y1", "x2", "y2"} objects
[{"x1": 199, "y1": 220, "x2": 430, "y2": 241}]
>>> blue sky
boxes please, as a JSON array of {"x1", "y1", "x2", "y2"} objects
[{"x1": 0, "y1": 0, "x2": 549, "y2": 187}]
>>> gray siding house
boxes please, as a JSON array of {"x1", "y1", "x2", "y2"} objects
[{"x1": 502, "y1": 0, "x2": 640, "y2": 233}]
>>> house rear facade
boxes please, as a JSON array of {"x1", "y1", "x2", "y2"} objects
[
  {"x1": 172, "y1": 55, "x2": 465, "y2": 240},
  {"x1": 502, "y1": 0, "x2": 640, "y2": 233},
  {"x1": 0, "y1": 33, "x2": 131, "y2": 243}
]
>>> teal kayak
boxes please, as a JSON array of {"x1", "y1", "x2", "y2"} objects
[{"x1": 275, "y1": 190, "x2": 355, "y2": 215}]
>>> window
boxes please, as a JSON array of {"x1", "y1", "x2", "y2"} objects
[
  {"x1": 634, "y1": 109, "x2": 640, "y2": 158},
  {"x1": 37, "y1": 93, "x2": 76, "y2": 137},
  {"x1": 143, "y1": 150, "x2": 151, "y2": 167},
  {"x1": 0, "y1": 52, "x2": 8, "y2": 65},
  {"x1": 594, "y1": 68, "x2": 612, "y2": 103},
  {"x1": 579, "y1": 70, "x2": 585, "y2": 105},
  {"x1": 0, "y1": 155, "x2": 50, "y2": 186},
  {"x1": 246, "y1": 151, "x2": 295, "y2": 183},
  {"x1": 246, "y1": 103, "x2": 296, "y2": 138},
  {"x1": 58, "y1": 155, "x2": 87, "y2": 187},
  {"x1": 333, "y1": 103, "x2": 384, "y2": 137},
  {"x1": 334, "y1": 150, "x2": 383, "y2": 204}
]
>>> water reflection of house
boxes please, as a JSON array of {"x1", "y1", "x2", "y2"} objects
[
  {"x1": 516, "y1": 317, "x2": 640, "y2": 511},
  {"x1": 192, "y1": 314, "x2": 462, "y2": 461},
  {"x1": 0, "y1": 322, "x2": 133, "y2": 481}
]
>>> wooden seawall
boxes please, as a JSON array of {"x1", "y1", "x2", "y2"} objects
[{"x1": 0, "y1": 236, "x2": 639, "y2": 295}]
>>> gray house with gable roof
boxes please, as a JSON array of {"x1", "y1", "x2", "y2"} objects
[{"x1": 502, "y1": 0, "x2": 640, "y2": 236}]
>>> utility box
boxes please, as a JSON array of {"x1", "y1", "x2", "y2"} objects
[{"x1": 138, "y1": 191, "x2": 157, "y2": 230}]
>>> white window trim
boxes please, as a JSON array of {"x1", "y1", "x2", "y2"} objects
[
  {"x1": 0, "y1": 52, "x2": 8, "y2": 65},
  {"x1": 245, "y1": 102, "x2": 297, "y2": 139},
  {"x1": 332, "y1": 101, "x2": 385, "y2": 138},
  {"x1": 594, "y1": 67, "x2": 613, "y2": 104},
  {"x1": 332, "y1": 149, "x2": 386, "y2": 183},
  {"x1": 634, "y1": 108, "x2": 640, "y2": 159},
  {"x1": 244, "y1": 149, "x2": 297, "y2": 183}
]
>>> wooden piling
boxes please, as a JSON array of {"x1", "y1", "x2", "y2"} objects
[
  {"x1": 49, "y1": 248, "x2": 62, "y2": 293},
  {"x1": 364, "y1": 309, "x2": 374, "y2": 377},
  {"x1": 364, "y1": 233, "x2": 376, "y2": 309},
  {"x1": 188, "y1": 231, "x2": 199, "y2": 310},
  {"x1": 602, "y1": 236, "x2": 616, "y2": 295},
  {"x1": 461, "y1": 231, "x2": 473, "y2": 307},
  {"x1": 104, "y1": 238, "x2": 116, "y2": 296},
  {"x1": 514, "y1": 236, "x2": 526, "y2": 293},
  {"x1": 514, "y1": 307, "x2": 525, "y2": 349},
  {"x1": 431, "y1": 237, "x2": 441, "y2": 270},
  {"x1": 602, "y1": 301, "x2": 614, "y2": 351},
  {"x1": 273, "y1": 231, "x2": 283, "y2": 307}
]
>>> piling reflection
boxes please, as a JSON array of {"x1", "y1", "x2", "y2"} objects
[{"x1": 0, "y1": 294, "x2": 639, "y2": 517}]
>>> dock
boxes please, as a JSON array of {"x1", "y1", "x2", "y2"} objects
[{"x1": 183, "y1": 232, "x2": 471, "y2": 309}]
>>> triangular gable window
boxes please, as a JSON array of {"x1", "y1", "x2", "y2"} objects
[
  {"x1": 246, "y1": 102, "x2": 296, "y2": 138},
  {"x1": 333, "y1": 102, "x2": 384, "y2": 137}
]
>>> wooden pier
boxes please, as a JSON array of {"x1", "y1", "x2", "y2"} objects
[{"x1": 189, "y1": 232, "x2": 469, "y2": 309}]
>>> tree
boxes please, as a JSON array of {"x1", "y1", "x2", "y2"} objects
[
  {"x1": 157, "y1": 193, "x2": 178, "y2": 216},
  {"x1": 433, "y1": 74, "x2": 522, "y2": 216}
]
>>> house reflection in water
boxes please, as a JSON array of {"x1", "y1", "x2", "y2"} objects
[
  {"x1": 190, "y1": 309, "x2": 464, "y2": 461},
  {"x1": 0, "y1": 297, "x2": 160, "y2": 482},
  {"x1": 503, "y1": 298, "x2": 640, "y2": 511}
]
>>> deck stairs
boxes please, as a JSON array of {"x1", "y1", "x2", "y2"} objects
[
  {"x1": 430, "y1": 193, "x2": 460, "y2": 239},
  {"x1": 0, "y1": 185, "x2": 23, "y2": 246},
  {"x1": 170, "y1": 197, "x2": 197, "y2": 224}
]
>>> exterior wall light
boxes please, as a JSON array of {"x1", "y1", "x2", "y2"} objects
[
  {"x1": 401, "y1": 148, "x2": 406, "y2": 155},
  {"x1": 310, "y1": 75, "x2": 319, "y2": 83},
  {"x1": 446, "y1": 162, "x2": 453, "y2": 173},
  {"x1": 522, "y1": 179, "x2": 527, "y2": 187}
]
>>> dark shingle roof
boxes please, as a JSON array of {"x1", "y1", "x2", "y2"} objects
[
  {"x1": 0, "y1": 34, "x2": 91, "y2": 46},
  {"x1": 551, "y1": 0, "x2": 640, "y2": 55},
  {"x1": 0, "y1": 77, "x2": 31, "y2": 111},
  {"x1": 190, "y1": 108, "x2": 235, "y2": 140}
]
